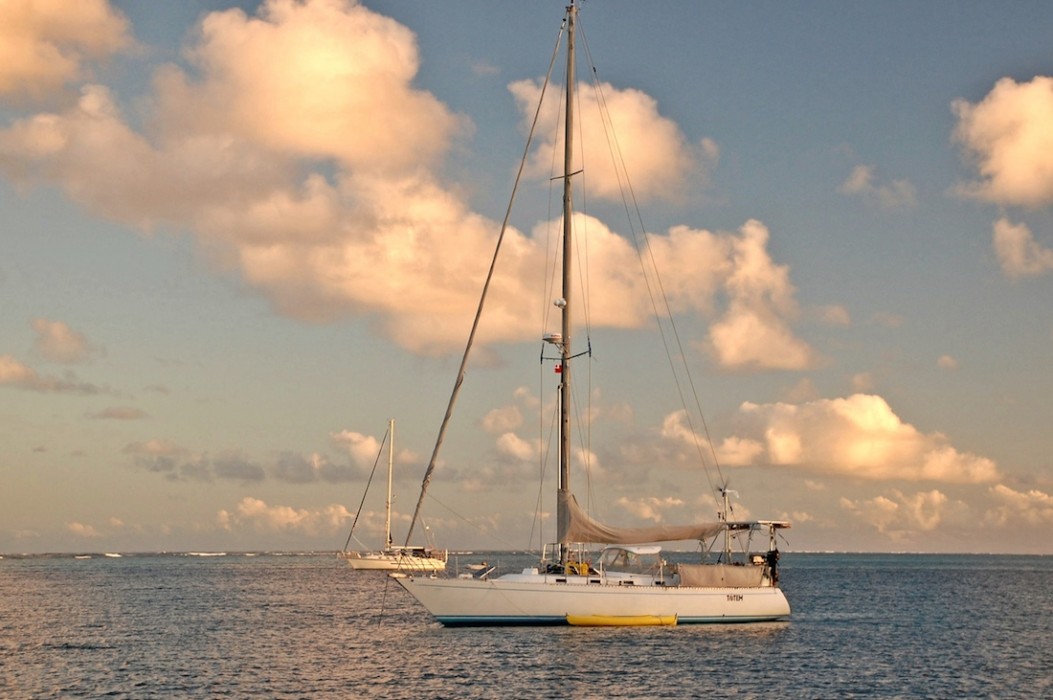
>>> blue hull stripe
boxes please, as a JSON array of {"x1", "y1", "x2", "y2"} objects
[{"x1": 436, "y1": 614, "x2": 789, "y2": 627}]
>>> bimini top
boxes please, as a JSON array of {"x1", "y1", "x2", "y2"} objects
[{"x1": 725, "y1": 520, "x2": 792, "y2": 531}]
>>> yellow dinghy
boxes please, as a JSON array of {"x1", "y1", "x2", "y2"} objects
[{"x1": 566, "y1": 614, "x2": 677, "y2": 627}]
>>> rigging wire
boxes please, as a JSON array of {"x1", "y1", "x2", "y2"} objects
[
  {"x1": 570, "y1": 27, "x2": 597, "y2": 518},
  {"x1": 578, "y1": 24, "x2": 728, "y2": 515},
  {"x1": 528, "y1": 377, "x2": 560, "y2": 553},
  {"x1": 377, "y1": 576, "x2": 394, "y2": 628},
  {"x1": 403, "y1": 14, "x2": 569, "y2": 546},
  {"x1": 342, "y1": 424, "x2": 390, "y2": 552},
  {"x1": 422, "y1": 489, "x2": 525, "y2": 552}
]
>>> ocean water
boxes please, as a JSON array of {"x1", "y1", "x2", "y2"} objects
[{"x1": 2, "y1": 552, "x2": 1051, "y2": 699}]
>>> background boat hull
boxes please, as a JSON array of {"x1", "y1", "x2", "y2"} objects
[{"x1": 345, "y1": 555, "x2": 446, "y2": 572}]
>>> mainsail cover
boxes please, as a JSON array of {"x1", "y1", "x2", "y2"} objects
[{"x1": 559, "y1": 492, "x2": 725, "y2": 545}]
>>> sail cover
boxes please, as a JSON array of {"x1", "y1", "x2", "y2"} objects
[{"x1": 559, "y1": 492, "x2": 725, "y2": 545}]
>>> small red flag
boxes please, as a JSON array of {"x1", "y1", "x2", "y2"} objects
[{"x1": 554, "y1": 364, "x2": 562, "y2": 374}]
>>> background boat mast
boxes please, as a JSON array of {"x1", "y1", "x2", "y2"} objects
[{"x1": 385, "y1": 418, "x2": 394, "y2": 548}]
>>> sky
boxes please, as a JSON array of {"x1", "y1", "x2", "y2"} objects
[{"x1": 2, "y1": 0, "x2": 1052, "y2": 555}]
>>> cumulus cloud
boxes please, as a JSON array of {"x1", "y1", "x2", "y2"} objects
[
  {"x1": 272, "y1": 451, "x2": 362, "y2": 484},
  {"x1": 715, "y1": 435, "x2": 766, "y2": 466},
  {"x1": 157, "y1": 0, "x2": 461, "y2": 173},
  {"x1": 495, "y1": 432, "x2": 535, "y2": 462},
  {"x1": 523, "y1": 216, "x2": 815, "y2": 371},
  {"x1": 0, "y1": 0, "x2": 131, "y2": 101},
  {"x1": 841, "y1": 489, "x2": 949, "y2": 536},
  {"x1": 953, "y1": 76, "x2": 1053, "y2": 207},
  {"x1": 606, "y1": 409, "x2": 707, "y2": 476},
  {"x1": 125, "y1": 441, "x2": 264, "y2": 483},
  {"x1": 616, "y1": 496, "x2": 684, "y2": 522},
  {"x1": 655, "y1": 409, "x2": 767, "y2": 475},
  {"x1": 851, "y1": 373, "x2": 875, "y2": 392},
  {"x1": 0, "y1": 355, "x2": 46, "y2": 389},
  {"x1": 218, "y1": 496, "x2": 351, "y2": 536},
  {"x1": 838, "y1": 164, "x2": 917, "y2": 210},
  {"x1": 992, "y1": 217, "x2": 1053, "y2": 278},
  {"x1": 31, "y1": 318, "x2": 95, "y2": 363},
  {"x1": 985, "y1": 484, "x2": 1053, "y2": 527},
  {"x1": 0, "y1": 0, "x2": 811, "y2": 367},
  {"x1": 732, "y1": 394, "x2": 999, "y2": 483},
  {"x1": 67, "y1": 521, "x2": 101, "y2": 538},
  {"x1": 455, "y1": 459, "x2": 538, "y2": 494},
  {"x1": 126, "y1": 438, "x2": 367, "y2": 484},
  {"x1": 509, "y1": 77, "x2": 699, "y2": 202},
  {"x1": 701, "y1": 220, "x2": 816, "y2": 370},
  {"x1": 482, "y1": 405, "x2": 523, "y2": 434},
  {"x1": 330, "y1": 429, "x2": 386, "y2": 468},
  {"x1": 0, "y1": 354, "x2": 104, "y2": 394},
  {"x1": 815, "y1": 304, "x2": 851, "y2": 326},
  {"x1": 122, "y1": 438, "x2": 186, "y2": 457}
]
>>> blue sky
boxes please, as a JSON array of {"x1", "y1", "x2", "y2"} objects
[{"x1": 2, "y1": 0, "x2": 1052, "y2": 555}]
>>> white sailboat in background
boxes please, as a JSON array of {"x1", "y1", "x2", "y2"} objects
[
  {"x1": 396, "y1": 2, "x2": 790, "y2": 625},
  {"x1": 342, "y1": 419, "x2": 447, "y2": 572}
]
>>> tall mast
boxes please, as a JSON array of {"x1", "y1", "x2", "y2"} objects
[
  {"x1": 557, "y1": 2, "x2": 576, "y2": 568},
  {"x1": 386, "y1": 418, "x2": 394, "y2": 549}
]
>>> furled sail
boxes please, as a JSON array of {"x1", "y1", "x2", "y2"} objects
[{"x1": 559, "y1": 492, "x2": 725, "y2": 545}]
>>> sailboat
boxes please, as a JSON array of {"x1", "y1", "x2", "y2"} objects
[
  {"x1": 342, "y1": 419, "x2": 447, "y2": 572},
  {"x1": 396, "y1": 2, "x2": 790, "y2": 625}
]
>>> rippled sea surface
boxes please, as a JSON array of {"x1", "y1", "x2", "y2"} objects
[{"x1": 2, "y1": 552, "x2": 1051, "y2": 699}]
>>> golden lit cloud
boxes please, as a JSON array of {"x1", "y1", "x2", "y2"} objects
[
  {"x1": 122, "y1": 439, "x2": 187, "y2": 457},
  {"x1": 0, "y1": 354, "x2": 103, "y2": 394},
  {"x1": 218, "y1": 496, "x2": 351, "y2": 535},
  {"x1": 702, "y1": 220, "x2": 816, "y2": 370},
  {"x1": 715, "y1": 435, "x2": 766, "y2": 466},
  {"x1": 616, "y1": 496, "x2": 684, "y2": 522},
  {"x1": 482, "y1": 405, "x2": 524, "y2": 434},
  {"x1": 67, "y1": 521, "x2": 101, "y2": 538},
  {"x1": 509, "y1": 77, "x2": 699, "y2": 202},
  {"x1": 0, "y1": 355, "x2": 37, "y2": 387},
  {"x1": 495, "y1": 432, "x2": 535, "y2": 462},
  {"x1": 840, "y1": 489, "x2": 949, "y2": 536},
  {"x1": 0, "y1": 0, "x2": 130, "y2": 100},
  {"x1": 0, "y1": 84, "x2": 234, "y2": 226},
  {"x1": 985, "y1": 484, "x2": 1053, "y2": 526},
  {"x1": 992, "y1": 217, "x2": 1053, "y2": 278},
  {"x1": 0, "y1": 0, "x2": 812, "y2": 365},
  {"x1": 330, "y1": 429, "x2": 384, "y2": 467},
  {"x1": 734, "y1": 394, "x2": 1000, "y2": 483},
  {"x1": 953, "y1": 76, "x2": 1053, "y2": 207},
  {"x1": 838, "y1": 164, "x2": 917, "y2": 210},
  {"x1": 32, "y1": 318, "x2": 94, "y2": 363},
  {"x1": 154, "y1": 0, "x2": 460, "y2": 172}
]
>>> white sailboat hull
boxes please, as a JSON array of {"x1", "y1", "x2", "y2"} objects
[{"x1": 396, "y1": 573, "x2": 790, "y2": 626}]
